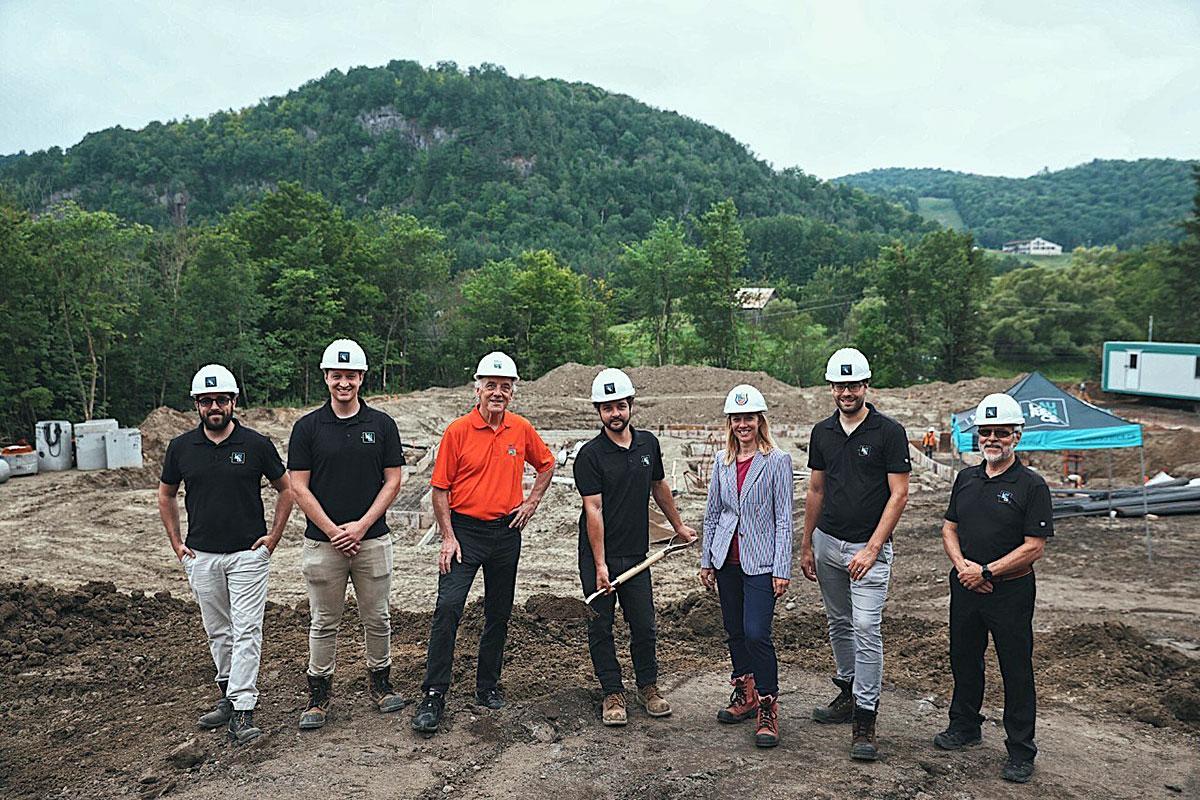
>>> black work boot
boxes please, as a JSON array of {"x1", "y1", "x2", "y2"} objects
[
  {"x1": 1001, "y1": 758, "x2": 1035, "y2": 783},
  {"x1": 474, "y1": 687, "x2": 504, "y2": 710},
  {"x1": 850, "y1": 705, "x2": 879, "y2": 761},
  {"x1": 933, "y1": 726, "x2": 982, "y2": 750},
  {"x1": 227, "y1": 709, "x2": 261, "y2": 744},
  {"x1": 411, "y1": 690, "x2": 445, "y2": 737},
  {"x1": 369, "y1": 666, "x2": 406, "y2": 713},
  {"x1": 198, "y1": 680, "x2": 233, "y2": 729},
  {"x1": 812, "y1": 677, "x2": 854, "y2": 724},
  {"x1": 299, "y1": 674, "x2": 332, "y2": 730}
]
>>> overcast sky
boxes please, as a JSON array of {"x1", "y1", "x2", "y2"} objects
[{"x1": 2, "y1": 0, "x2": 1197, "y2": 179}]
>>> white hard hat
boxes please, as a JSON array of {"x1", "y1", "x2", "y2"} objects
[
  {"x1": 190, "y1": 364, "x2": 239, "y2": 397},
  {"x1": 723, "y1": 384, "x2": 768, "y2": 414},
  {"x1": 974, "y1": 393, "x2": 1025, "y2": 426},
  {"x1": 591, "y1": 368, "x2": 635, "y2": 403},
  {"x1": 474, "y1": 351, "x2": 519, "y2": 380},
  {"x1": 825, "y1": 347, "x2": 871, "y2": 382},
  {"x1": 320, "y1": 339, "x2": 368, "y2": 371}
]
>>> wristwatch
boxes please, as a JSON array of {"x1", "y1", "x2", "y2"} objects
[{"x1": 981, "y1": 565, "x2": 994, "y2": 583}]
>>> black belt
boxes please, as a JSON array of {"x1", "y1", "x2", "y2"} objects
[{"x1": 451, "y1": 510, "x2": 517, "y2": 530}]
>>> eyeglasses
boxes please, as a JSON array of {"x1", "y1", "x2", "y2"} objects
[
  {"x1": 830, "y1": 382, "x2": 866, "y2": 394},
  {"x1": 196, "y1": 396, "x2": 233, "y2": 409},
  {"x1": 977, "y1": 427, "x2": 1015, "y2": 440}
]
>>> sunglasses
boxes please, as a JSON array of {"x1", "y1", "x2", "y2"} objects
[
  {"x1": 977, "y1": 427, "x2": 1015, "y2": 440},
  {"x1": 196, "y1": 396, "x2": 233, "y2": 409}
]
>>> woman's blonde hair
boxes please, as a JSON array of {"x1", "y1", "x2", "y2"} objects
[{"x1": 723, "y1": 411, "x2": 776, "y2": 465}]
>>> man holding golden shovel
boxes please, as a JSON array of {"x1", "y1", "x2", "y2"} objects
[{"x1": 576, "y1": 368, "x2": 697, "y2": 727}]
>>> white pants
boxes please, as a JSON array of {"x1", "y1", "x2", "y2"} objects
[{"x1": 182, "y1": 548, "x2": 271, "y2": 710}]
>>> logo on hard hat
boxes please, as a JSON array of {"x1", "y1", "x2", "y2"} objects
[
  {"x1": 361, "y1": 431, "x2": 376, "y2": 444},
  {"x1": 230, "y1": 452, "x2": 246, "y2": 464},
  {"x1": 604, "y1": 382, "x2": 616, "y2": 394},
  {"x1": 985, "y1": 406, "x2": 998, "y2": 419},
  {"x1": 997, "y1": 490, "x2": 1014, "y2": 504},
  {"x1": 338, "y1": 351, "x2": 350, "y2": 363},
  {"x1": 734, "y1": 392, "x2": 748, "y2": 406},
  {"x1": 493, "y1": 359, "x2": 503, "y2": 369},
  {"x1": 205, "y1": 376, "x2": 217, "y2": 388},
  {"x1": 640, "y1": 454, "x2": 652, "y2": 467},
  {"x1": 1024, "y1": 398, "x2": 1068, "y2": 428},
  {"x1": 840, "y1": 364, "x2": 853, "y2": 376}
]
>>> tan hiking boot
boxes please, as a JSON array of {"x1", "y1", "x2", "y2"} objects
[
  {"x1": 636, "y1": 684, "x2": 672, "y2": 717},
  {"x1": 755, "y1": 694, "x2": 780, "y2": 748},
  {"x1": 602, "y1": 692, "x2": 627, "y2": 726},
  {"x1": 717, "y1": 674, "x2": 759, "y2": 724},
  {"x1": 299, "y1": 674, "x2": 332, "y2": 730},
  {"x1": 368, "y1": 666, "x2": 405, "y2": 713}
]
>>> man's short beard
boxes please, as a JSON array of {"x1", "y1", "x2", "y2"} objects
[
  {"x1": 604, "y1": 416, "x2": 628, "y2": 431},
  {"x1": 983, "y1": 444, "x2": 1014, "y2": 465},
  {"x1": 201, "y1": 409, "x2": 232, "y2": 430},
  {"x1": 837, "y1": 395, "x2": 864, "y2": 414}
]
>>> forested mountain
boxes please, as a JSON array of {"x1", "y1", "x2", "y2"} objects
[
  {"x1": 836, "y1": 159, "x2": 1196, "y2": 249},
  {"x1": 0, "y1": 59, "x2": 928, "y2": 273}
]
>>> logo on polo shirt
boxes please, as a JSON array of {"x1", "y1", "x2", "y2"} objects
[
  {"x1": 230, "y1": 451, "x2": 246, "y2": 464},
  {"x1": 338, "y1": 351, "x2": 350, "y2": 363},
  {"x1": 734, "y1": 392, "x2": 748, "y2": 406},
  {"x1": 840, "y1": 364, "x2": 853, "y2": 376},
  {"x1": 361, "y1": 431, "x2": 376, "y2": 444},
  {"x1": 640, "y1": 454, "x2": 652, "y2": 467},
  {"x1": 507, "y1": 445, "x2": 518, "y2": 456},
  {"x1": 857, "y1": 444, "x2": 872, "y2": 457},
  {"x1": 604, "y1": 382, "x2": 616, "y2": 394},
  {"x1": 997, "y1": 490, "x2": 1014, "y2": 504},
  {"x1": 205, "y1": 375, "x2": 217, "y2": 388}
]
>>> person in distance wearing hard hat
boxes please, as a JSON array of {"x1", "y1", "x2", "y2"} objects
[
  {"x1": 699, "y1": 384, "x2": 794, "y2": 748},
  {"x1": 287, "y1": 339, "x2": 407, "y2": 730},
  {"x1": 934, "y1": 393, "x2": 1051, "y2": 784},
  {"x1": 411, "y1": 351, "x2": 556, "y2": 736},
  {"x1": 800, "y1": 347, "x2": 910, "y2": 762},
  {"x1": 575, "y1": 368, "x2": 697, "y2": 727},
  {"x1": 923, "y1": 428, "x2": 938, "y2": 459},
  {"x1": 159, "y1": 364, "x2": 294, "y2": 744}
]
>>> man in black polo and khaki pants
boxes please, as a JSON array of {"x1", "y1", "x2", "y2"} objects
[
  {"x1": 159, "y1": 364, "x2": 293, "y2": 744},
  {"x1": 288, "y1": 339, "x2": 406, "y2": 729},
  {"x1": 935, "y1": 392, "x2": 1052, "y2": 784}
]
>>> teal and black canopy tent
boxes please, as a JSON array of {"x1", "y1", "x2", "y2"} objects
[{"x1": 950, "y1": 371, "x2": 1142, "y2": 452}]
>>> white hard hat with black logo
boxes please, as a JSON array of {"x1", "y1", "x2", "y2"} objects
[
  {"x1": 320, "y1": 339, "x2": 368, "y2": 371},
  {"x1": 973, "y1": 393, "x2": 1024, "y2": 426},
  {"x1": 591, "y1": 367, "x2": 635, "y2": 403},
  {"x1": 474, "y1": 351, "x2": 519, "y2": 380},
  {"x1": 825, "y1": 347, "x2": 871, "y2": 382},
  {"x1": 723, "y1": 384, "x2": 768, "y2": 414},
  {"x1": 190, "y1": 364, "x2": 239, "y2": 397}
]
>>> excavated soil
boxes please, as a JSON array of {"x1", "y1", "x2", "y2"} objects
[{"x1": 1, "y1": 365, "x2": 1199, "y2": 799}]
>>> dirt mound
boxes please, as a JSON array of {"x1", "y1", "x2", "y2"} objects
[
  {"x1": 524, "y1": 362, "x2": 797, "y2": 400},
  {"x1": 138, "y1": 406, "x2": 194, "y2": 461},
  {"x1": 524, "y1": 592, "x2": 596, "y2": 621}
]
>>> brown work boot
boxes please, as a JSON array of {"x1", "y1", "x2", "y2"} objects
[
  {"x1": 717, "y1": 674, "x2": 760, "y2": 723},
  {"x1": 602, "y1": 692, "x2": 627, "y2": 726},
  {"x1": 851, "y1": 706, "x2": 879, "y2": 761},
  {"x1": 754, "y1": 694, "x2": 780, "y2": 748},
  {"x1": 636, "y1": 684, "x2": 672, "y2": 718},
  {"x1": 299, "y1": 674, "x2": 332, "y2": 730},
  {"x1": 368, "y1": 666, "x2": 406, "y2": 713}
]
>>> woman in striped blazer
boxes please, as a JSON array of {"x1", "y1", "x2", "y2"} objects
[{"x1": 700, "y1": 384, "x2": 794, "y2": 748}]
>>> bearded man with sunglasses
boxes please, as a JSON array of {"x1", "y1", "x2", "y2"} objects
[
  {"x1": 159, "y1": 364, "x2": 293, "y2": 744},
  {"x1": 934, "y1": 393, "x2": 1052, "y2": 784}
]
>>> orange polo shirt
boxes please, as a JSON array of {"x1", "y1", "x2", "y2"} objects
[{"x1": 430, "y1": 406, "x2": 555, "y2": 521}]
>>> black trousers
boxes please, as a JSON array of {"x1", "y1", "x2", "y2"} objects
[
  {"x1": 579, "y1": 548, "x2": 658, "y2": 694},
  {"x1": 421, "y1": 512, "x2": 521, "y2": 694},
  {"x1": 948, "y1": 570, "x2": 1038, "y2": 762}
]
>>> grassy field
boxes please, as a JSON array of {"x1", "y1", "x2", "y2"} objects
[{"x1": 916, "y1": 196, "x2": 966, "y2": 230}]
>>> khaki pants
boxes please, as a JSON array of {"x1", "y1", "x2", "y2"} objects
[
  {"x1": 182, "y1": 548, "x2": 271, "y2": 710},
  {"x1": 302, "y1": 536, "x2": 393, "y2": 677}
]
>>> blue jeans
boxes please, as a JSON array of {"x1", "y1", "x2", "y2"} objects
[{"x1": 715, "y1": 564, "x2": 779, "y2": 696}]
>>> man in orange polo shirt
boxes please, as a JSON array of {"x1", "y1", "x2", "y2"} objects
[{"x1": 412, "y1": 351, "x2": 556, "y2": 736}]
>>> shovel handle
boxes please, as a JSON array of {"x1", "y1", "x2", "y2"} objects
[{"x1": 584, "y1": 535, "x2": 695, "y2": 604}]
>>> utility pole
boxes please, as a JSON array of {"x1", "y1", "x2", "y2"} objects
[{"x1": 1147, "y1": 315, "x2": 1154, "y2": 342}]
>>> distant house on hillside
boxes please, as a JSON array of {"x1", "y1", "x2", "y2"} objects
[
  {"x1": 1002, "y1": 237, "x2": 1063, "y2": 256},
  {"x1": 735, "y1": 287, "x2": 778, "y2": 324}
]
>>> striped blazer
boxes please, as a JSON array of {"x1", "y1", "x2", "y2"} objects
[{"x1": 701, "y1": 448, "x2": 794, "y2": 579}]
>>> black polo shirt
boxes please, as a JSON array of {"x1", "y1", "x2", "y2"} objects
[
  {"x1": 807, "y1": 403, "x2": 911, "y2": 543},
  {"x1": 945, "y1": 457, "x2": 1053, "y2": 566},
  {"x1": 160, "y1": 420, "x2": 286, "y2": 553},
  {"x1": 574, "y1": 427, "x2": 665, "y2": 558},
  {"x1": 287, "y1": 399, "x2": 405, "y2": 541}
]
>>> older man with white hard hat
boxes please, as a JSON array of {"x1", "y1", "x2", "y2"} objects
[
  {"x1": 159, "y1": 364, "x2": 293, "y2": 744},
  {"x1": 411, "y1": 351, "x2": 556, "y2": 736},
  {"x1": 575, "y1": 368, "x2": 697, "y2": 726},
  {"x1": 288, "y1": 339, "x2": 407, "y2": 731},
  {"x1": 800, "y1": 347, "x2": 911, "y2": 762},
  {"x1": 934, "y1": 393, "x2": 1052, "y2": 784}
]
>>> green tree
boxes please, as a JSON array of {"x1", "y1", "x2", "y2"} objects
[
  {"x1": 916, "y1": 229, "x2": 988, "y2": 381},
  {"x1": 690, "y1": 199, "x2": 745, "y2": 368},
  {"x1": 614, "y1": 220, "x2": 704, "y2": 365}
]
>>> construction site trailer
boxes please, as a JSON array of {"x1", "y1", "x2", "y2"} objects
[{"x1": 1102, "y1": 341, "x2": 1200, "y2": 402}]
